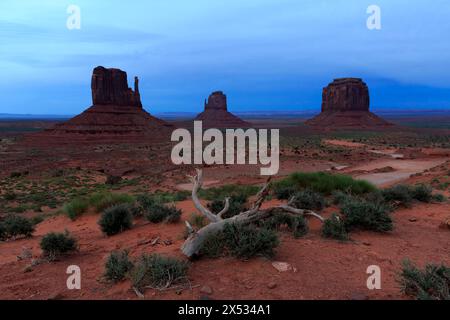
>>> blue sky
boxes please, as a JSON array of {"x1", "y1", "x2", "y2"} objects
[{"x1": 0, "y1": 0, "x2": 450, "y2": 115}]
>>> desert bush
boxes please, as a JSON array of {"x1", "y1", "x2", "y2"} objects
[
  {"x1": 200, "y1": 232, "x2": 226, "y2": 258},
  {"x1": 145, "y1": 203, "x2": 181, "y2": 223},
  {"x1": 341, "y1": 199, "x2": 393, "y2": 232},
  {"x1": 273, "y1": 185, "x2": 297, "y2": 200},
  {"x1": 224, "y1": 223, "x2": 279, "y2": 259},
  {"x1": 98, "y1": 204, "x2": 133, "y2": 236},
  {"x1": 130, "y1": 254, "x2": 189, "y2": 291},
  {"x1": 290, "y1": 189, "x2": 326, "y2": 211},
  {"x1": 199, "y1": 184, "x2": 259, "y2": 201},
  {"x1": 207, "y1": 194, "x2": 248, "y2": 219},
  {"x1": 433, "y1": 193, "x2": 446, "y2": 202},
  {"x1": 0, "y1": 223, "x2": 6, "y2": 240},
  {"x1": 382, "y1": 185, "x2": 413, "y2": 207},
  {"x1": 104, "y1": 250, "x2": 134, "y2": 282},
  {"x1": 0, "y1": 215, "x2": 35, "y2": 239},
  {"x1": 412, "y1": 184, "x2": 433, "y2": 203},
  {"x1": 261, "y1": 212, "x2": 309, "y2": 238},
  {"x1": 188, "y1": 213, "x2": 208, "y2": 229},
  {"x1": 40, "y1": 231, "x2": 77, "y2": 260},
  {"x1": 63, "y1": 197, "x2": 89, "y2": 220},
  {"x1": 398, "y1": 260, "x2": 450, "y2": 300},
  {"x1": 332, "y1": 190, "x2": 351, "y2": 206},
  {"x1": 105, "y1": 175, "x2": 122, "y2": 185},
  {"x1": 273, "y1": 172, "x2": 376, "y2": 196},
  {"x1": 89, "y1": 191, "x2": 135, "y2": 212},
  {"x1": 3, "y1": 192, "x2": 17, "y2": 201},
  {"x1": 322, "y1": 213, "x2": 349, "y2": 241},
  {"x1": 200, "y1": 223, "x2": 279, "y2": 259}
]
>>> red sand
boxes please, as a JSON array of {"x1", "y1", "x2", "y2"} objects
[{"x1": 0, "y1": 198, "x2": 448, "y2": 300}]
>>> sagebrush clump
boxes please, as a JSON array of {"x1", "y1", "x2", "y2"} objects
[
  {"x1": 145, "y1": 203, "x2": 181, "y2": 223},
  {"x1": 322, "y1": 213, "x2": 349, "y2": 241},
  {"x1": 0, "y1": 215, "x2": 35, "y2": 240},
  {"x1": 40, "y1": 231, "x2": 77, "y2": 260},
  {"x1": 104, "y1": 250, "x2": 134, "y2": 282},
  {"x1": 290, "y1": 189, "x2": 326, "y2": 211},
  {"x1": 201, "y1": 223, "x2": 279, "y2": 259},
  {"x1": 398, "y1": 260, "x2": 450, "y2": 300},
  {"x1": 130, "y1": 254, "x2": 189, "y2": 291},
  {"x1": 341, "y1": 198, "x2": 393, "y2": 232},
  {"x1": 98, "y1": 204, "x2": 133, "y2": 236}
]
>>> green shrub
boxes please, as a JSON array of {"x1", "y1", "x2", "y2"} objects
[
  {"x1": 322, "y1": 213, "x2": 349, "y2": 241},
  {"x1": 40, "y1": 231, "x2": 77, "y2": 259},
  {"x1": 200, "y1": 232, "x2": 226, "y2": 258},
  {"x1": 0, "y1": 215, "x2": 35, "y2": 239},
  {"x1": 433, "y1": 194, "x2": 446, "y2": 202},
  {"x1": 89, "y1": 192, "x2": 135, "y2": 212},
  {"x1": 398, "y1": 260, "x2": 450, "y2": 300},
  {"x1": 199, "y1": 184, "x2": 259, "y2": 201},
  {"x1": 3, "y1": 192, "x2": 17, "y2": 201},
  {"x1": 98, "y1": 204, "x2": 133, "y2": 236},
  {"x1": 145, "y1": 203, "x2": 181, "y2": 223},
  {"x1": 63, "y1": 198, "x2": 89, "y2": 220},
  {"x1": 0, "y1": 222, "x2": 6, "y2": 240},
  {"x1": 273, "y1": 172, "x2": 376, "y2": 196},
  {"x1": 207, "y1": 194, "x2": 248, "y2": 219},
  {"x1": 260, "y1": 212, "x2": 309, "y2": 238},
  {"x1": 412, "y1": 184, "x2": 433, "y2": 203},
  {"x1": 131, "y1": 254, "x2": 189, "y2": 291},
  {"x1": 188, "y1": 213, "x2": 208, "y2": 229},
  {"x1": 104, "y1": 250, "x2": 134, "y2": 282},
  {"x1": 332, "y1": 190, "x2": 351, "y2": 206},
  {"x1": 341, "y1": 199, "x2": 393, "y2": 232},
  {"x1": 223, "y1": 223, "x2": 279, "y2": 259},
  {"x1": 290, "y1": 189, "x2": 326, "y2": 211},
  {"x1": 382, "y1": 185, "x2": 413, "y2": 207},
  {"x1": 274, "y1": 185, "x2": 297, "y2": 200}
]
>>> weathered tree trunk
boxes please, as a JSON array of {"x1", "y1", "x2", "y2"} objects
[{"x1": 181, "y1": 169, "x2": 324, "y2": 258}]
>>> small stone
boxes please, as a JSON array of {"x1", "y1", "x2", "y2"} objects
[
  {"x1": 267, "y1": 282, "x2": 277, "y2": 289},
  {"x1": 350, "y1": 292, "x2": 369, "y2": 300},
  {"x1": 200, "y1": 286, "x2": 213, "y2": 295},
  {"x1": 272, "y1": 261, "x2": 294, "y2": 272},
  {"x1": 23, "y1": 265, "x2": 33, "y2": 273},
  {"x1": 409, "y1": 218, "x2": 418, "y2": 222},
  {"x1": 362, "y1": 241, "x2": 371, "y2": 246}
]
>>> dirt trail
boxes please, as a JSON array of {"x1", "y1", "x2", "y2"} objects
[{"x1": 346, "y1": 158, "x2": 447, "y2": 187}]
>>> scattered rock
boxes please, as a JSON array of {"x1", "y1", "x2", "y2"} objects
[
  {"x1": 350, "y1": 292, "x2": 369, "y2": 300},
  {"x1": 200, "y1": 286, "x2": 213, "y2": 295},
  {"x1": 48, "y1": 292, "x2": 65, "y2": 300},
  {"x1": 272, "y1": 261, "x2": 296, "y2": 272},
  {"x1": 267, "y1": 282, "x2": 277, "y2": 289},
  {"x1": 409, "y1": 218, "x2": 418, "y2": 222},
  {"x1": 23, "y1": 265, "x2": 33, "y2": 273},
  {"x1": 362, "y1": 241, "x2": 371, "y2": 246}
]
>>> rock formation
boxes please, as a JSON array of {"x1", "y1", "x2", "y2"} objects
[
  {"x1": 306, "y1": 78, "x2": 392, "y2": 128},
  {"x1": 194, "y1": 91, "x2": 250, "y2": 128},
  {"x1": 37, "y1": 66, "x2": 172, "y2": 140}
]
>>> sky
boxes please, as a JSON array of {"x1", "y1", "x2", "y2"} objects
[{"x1": 0, "y1": 0, "x2": 450, "y2": 115}]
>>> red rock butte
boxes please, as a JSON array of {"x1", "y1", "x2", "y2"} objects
[
  {"x1": 194, "y1": 91, "x2": 251, "y2": 128},
  {"x1": 29, "y1": 66, "x2": 172, "y2": 143},
  {"x1": 306, "y1": 78, "x2": 392, "y2": 128}
]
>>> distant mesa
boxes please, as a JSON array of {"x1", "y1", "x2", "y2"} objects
[
  {"x1": 38, "y1": 66, "x2": 172, "y2": 139},
  {"x1": 194, "y1": 91, "x2": 251, "y2": 128},
  {"x1": 306, "y1": 78, "x2": 392, "y2": 128}
]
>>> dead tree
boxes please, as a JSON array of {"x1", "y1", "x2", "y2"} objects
[{"x1": 181, "y1": 169, "x2": 324, "y2": 258}]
